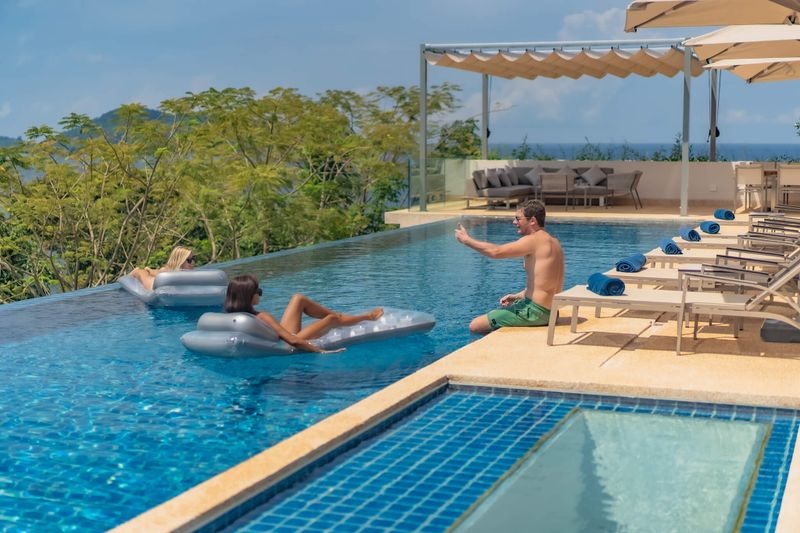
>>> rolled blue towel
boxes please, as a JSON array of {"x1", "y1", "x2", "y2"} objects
[
  {"x1": 699, "y1": 221, "x2": 720, "y2": 234},
  {"x1": 678, "y1": 226, "x2": 701, "y2": 242},
  {"x1": 713, "y1": 208, "x2": 735, "y2": 220},
  {"x1": 615, "y1": 253, "x2": 647, "y2": 273},
  {"x1": 587, "y1": 273, "x2": 626, "y2": 296},
  {"x1": 659, "y1": 238, "x2": 683, "y2": 255}
]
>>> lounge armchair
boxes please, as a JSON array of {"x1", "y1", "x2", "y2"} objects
[
  {"x1": 606, "y1": 171, "x2": 643, "y2": 209},
  {"x1": 547, "y1": 257, "x2": 800, "y2": 355}
]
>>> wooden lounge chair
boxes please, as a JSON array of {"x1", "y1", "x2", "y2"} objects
[{"x1": 547, "y1": 258, "x2": 800, "y2": 355}]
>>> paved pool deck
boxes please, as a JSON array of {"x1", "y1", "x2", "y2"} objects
[{"x1": 113, "y1": 209, "x2": 800, "y2": 533}]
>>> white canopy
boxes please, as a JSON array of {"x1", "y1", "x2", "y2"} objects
[
  {"x1": 705, "y1": 56, "x2": 800, "y2": 83},
  {"x1": 625, "y1": 0, "x2": 800, "y2": 32},
  {"x1": 425, "y1": 47, "x2": 703, "y2": 80},
  {"x1": 685, "y1": 24, "x2": 800, "y2": 62}
]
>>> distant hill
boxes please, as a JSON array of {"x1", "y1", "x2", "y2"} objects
[{"x1": 0, "y1": 107, "x2": 162, "y2": 146}]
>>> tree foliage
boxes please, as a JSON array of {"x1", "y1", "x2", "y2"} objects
[{"x1": 0, "y1": 83, "x2": 465, "y2": 302}]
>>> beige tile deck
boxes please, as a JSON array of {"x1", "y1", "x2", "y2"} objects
[{"x1": 113, "y1": 207, "x2": 800, "y2": 533}]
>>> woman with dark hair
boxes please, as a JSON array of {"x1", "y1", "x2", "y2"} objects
[{"x1": 224, "y1": 275, "x2": 384, "y2": 354}]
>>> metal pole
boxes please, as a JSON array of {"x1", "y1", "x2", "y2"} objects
[
  {"x1": 419, "y1": 44, "x2": 428, "y2": 212},
  {"x1": 681, "y1": 47, "x2": 692, "y2": 217},
  {"x1": 425, "y1": 38, "x2": 687, "y2": 52},
  {"x1": 481, "y1": 74, "x2": 489, "y2": 159},
  {"x1": 709, "y1": 69, "x2": 718, "y2": 162}
]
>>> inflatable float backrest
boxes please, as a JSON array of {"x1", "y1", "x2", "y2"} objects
[
  {"x1": 196, "y1": 312, "x2": 280, "y2": 342},
  {"x1": 119, "y1": 269, "x2": 228, "y2": 307}
]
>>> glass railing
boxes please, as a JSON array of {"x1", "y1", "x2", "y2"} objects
[{"x1": 406, "y1": 158, "x2": 471, "y2": 212}]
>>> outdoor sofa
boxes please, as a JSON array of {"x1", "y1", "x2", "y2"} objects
[{"x1": 464, "y1": 164, "x2": 643, "y2": 209}]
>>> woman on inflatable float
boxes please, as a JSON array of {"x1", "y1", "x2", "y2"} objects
[
  {"x1": 224, "y1": 275, "x2": 383, "y2": 354},
  {"x1": 129, "y1": 246, "x2": 195, "y2": 290}
]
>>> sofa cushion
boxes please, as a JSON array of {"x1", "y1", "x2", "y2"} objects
[
  {"x1": 497, "y1": 168, "x2": 513, "y2": 187},
  {"x1": 504, "y1": 166, "x2": 520, "y2": 185},
  {"x1": 581, "y1": 165, "x2": 608, "y2": 187},
  {"x1": 472, "y1": 169, "x2": 488, "y2": 189},
  {"x1": 480, "y1": 185, "x2": 535, "y2": 198},
  {"x1": 486, "y1": 168, "x2": 502, "y2": 188}
]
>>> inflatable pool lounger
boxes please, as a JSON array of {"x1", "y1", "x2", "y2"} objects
[
  {"x1": 181, "y1": 308, "x2": 436, "y2": 357},
  {"x1": 119, "y1": 270, "x2": 228, "y2": 307}
]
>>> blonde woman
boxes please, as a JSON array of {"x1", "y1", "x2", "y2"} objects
[{"x1": 129, "y1": 246, "x2": 195, "y2": 291}]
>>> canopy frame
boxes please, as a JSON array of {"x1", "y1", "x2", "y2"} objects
[{"x1": 419, "y1": 38, "x2": 704, "y2": 216}]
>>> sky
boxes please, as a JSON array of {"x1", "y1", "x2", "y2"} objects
[{"x1": 2, "y1": 0, "x2": 800, "y2": 145}]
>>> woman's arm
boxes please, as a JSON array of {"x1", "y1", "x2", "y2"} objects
[{"x1": 255, "y1": 311, "x2": 330, "y2": 353}]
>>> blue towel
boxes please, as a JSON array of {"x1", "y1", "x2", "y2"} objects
[
  {"x1": 588, "y1": 273, "x2": 626, "y2": 296},
  {"x1": 699, "y1": 221, "x2": 720, "y2": 234},
  {"x1": 659, "y1": 238, "x2": 683, "y2": 255},
  {"x1": 714, "y1": 208, "x2": 735, "y2": 220},
  {"x1": 615, "y1": 253, "x2": 647, "y2": 273},
  {"x1": 678, "y1": 226, "x2": 701, "y2": 242}
]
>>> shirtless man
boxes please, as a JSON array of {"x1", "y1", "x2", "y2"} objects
[{"x1": 455, "y1": 199, "x2": 565, "y2": 334}]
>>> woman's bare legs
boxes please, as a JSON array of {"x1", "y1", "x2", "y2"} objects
[{"x1": 279, "y1": 293, "x2": 383, "y2": 339}]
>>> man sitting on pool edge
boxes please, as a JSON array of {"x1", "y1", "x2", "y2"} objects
[{"x1": 455, "y1": 199, "x2": 565, "y2": 334}]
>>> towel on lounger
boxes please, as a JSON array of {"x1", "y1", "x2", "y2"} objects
[
  {"x1": 699, "y1": 221, "x2": 720, "y2": 234},
  {"x1": 678, "y1": 226, "x2": 701, "y2": 242},
  {"x1": 587, "y1": 273, "x2": 626, "y2": 296},
  {"x1": 615, "y1": 253, "x2": 647, "y2": 273},
  {"x1": 714, "y1": 208, "x2": 735, "y2": 220},
  {"x1": 659, "y1": 238, "x2": 683, "y2": 255}
]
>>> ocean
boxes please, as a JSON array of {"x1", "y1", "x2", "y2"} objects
[{"x1": 490, "y1": 142, "x2": 800, "y2": 162}]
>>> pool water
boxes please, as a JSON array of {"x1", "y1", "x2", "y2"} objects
[
  {"x1": 220, "y1": 387, "x2": 797, "y2": 533},
  {"x1": 0, "y1": 217, "x2": 686, "y2": 530}
]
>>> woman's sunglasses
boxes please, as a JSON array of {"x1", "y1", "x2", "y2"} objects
[
  {"x1": 257, "y1": 288, "x2": 263, "y2": 296},
  {"x1": 186, "y1": 256, "x2": 195, "y2": 264}
]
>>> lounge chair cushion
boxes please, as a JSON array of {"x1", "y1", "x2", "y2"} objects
[
  {"x1": 504, "y1": 166, "x2": 520, "y2": 185},
  {"x1": 581, "y1": 165, "x2": 608, "y2": 187},
  {"x1": 472, "y1": 170, "x2": 488, "y2": 189},
  {"x1": 486, "y1": 168, "x2": 502, "y2": 188},
  {"x1": 479, "y1": 185, "x2": 535, "y2": 198}
]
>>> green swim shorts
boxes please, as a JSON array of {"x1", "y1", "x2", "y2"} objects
[{"x1": 487, "y1": 298, "x2": 551, "y2": 329}]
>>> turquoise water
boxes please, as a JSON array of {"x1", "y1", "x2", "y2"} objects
[
  {"x1": 0, "y1": 217, "x2": 686, "y2": 530},
  {"x1": 455, "y1": 410, "x2": 767, "y2": 533}
]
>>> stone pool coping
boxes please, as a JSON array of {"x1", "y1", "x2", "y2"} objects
[{"x1": 112, "y1": 297, "x2": 800, "y2": 532}]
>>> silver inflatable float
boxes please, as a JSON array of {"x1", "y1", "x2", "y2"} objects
[
  {"x1": 181, "y1": 308, "x2": 436, "y2": 357},
  {"x1": 118, "y1": 270, "x2": 228, "y2": 307}
]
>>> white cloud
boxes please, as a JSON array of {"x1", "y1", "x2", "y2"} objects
[
  {"x1": 0, "y1": 103, "x2": 11, "y2": 118},
  {"x1": 724, "y1": 107, "x2": 800, "y2": 126},
  {"x1": 558, "y1": 8, "x2": 627, "y2": 41}
]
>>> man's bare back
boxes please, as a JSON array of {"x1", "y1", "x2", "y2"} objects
[{"x1": 455, "y1": 199, "x2": 565, "y2": 334}]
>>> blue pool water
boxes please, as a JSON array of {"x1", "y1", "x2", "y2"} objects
[
  {"x1": 220, "y1": 386, "x2": 798, "y2": 533},
  {"x1": 0, "y1": 217, "x2": 687, "y2": 530}
]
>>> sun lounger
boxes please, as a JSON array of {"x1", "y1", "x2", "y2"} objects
[
  {"x1": 548, "y1": 257, "x2": 800, "y2": 354},
  {"x1": 645, "y1": 246, "x2": 795, "y2": 268}
]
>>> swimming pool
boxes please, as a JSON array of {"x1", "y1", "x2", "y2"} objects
[
  {"x1": 0, "y1": 217, "x2": 687, "y2": 530},
  {"x1": 215, "y1": 386, "x2": 797, "y2": 533}
]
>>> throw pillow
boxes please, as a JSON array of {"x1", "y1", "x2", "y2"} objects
[
  {"x1": 497, "y1": 168, "x2": 512, "y2": 187},
  {"x1": 523, "y1": 167, "x2": 543, "y2": 187},
  {"x1": 581, "y1": 165, "x2": 608, "y2": 187},
  {"x1": 558, "y1": 164, "x2": 578, "y2": 178},
  {"x1": 472, "y1": 170, "x2": 488, "y2": 189},
  {"x1": 485, "y1": 168, "x2": 502, "y2": 188},
  {"x1": 504, "y1": 166, "x2": 520, "y2": 186}
]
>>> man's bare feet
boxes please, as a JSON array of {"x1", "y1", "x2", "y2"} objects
[{"x1": 367, "y1": 307, "x2": 384, "y2": 321}]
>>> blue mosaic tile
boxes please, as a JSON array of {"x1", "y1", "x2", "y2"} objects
[{"x1": 213, "y1": 386, "x2": 800, "y2": 533}]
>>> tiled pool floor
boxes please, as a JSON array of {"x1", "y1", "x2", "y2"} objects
[{"x1": 215, "y1": 386, "x2": 799, "y2": 533}]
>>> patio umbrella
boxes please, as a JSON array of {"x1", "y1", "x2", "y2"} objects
[
  {"x1": 625, "y1": 0, "x2": 800, "y2": 32},
  {"x1": 685, "y1": 24, "x2": 800, "y2": 62},
  {"x1": 704, "y1": 56, "x2": 800, "y2": 83}
]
